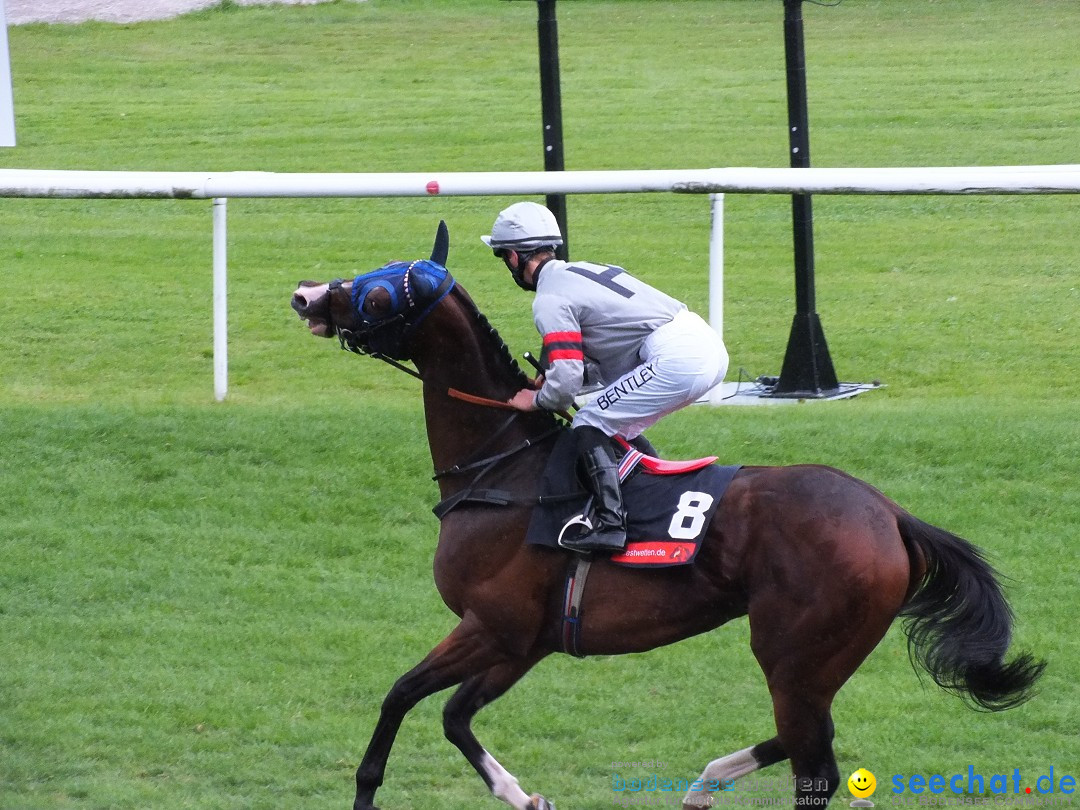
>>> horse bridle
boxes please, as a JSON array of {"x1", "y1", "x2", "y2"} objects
[{"x1": 326, "y1": 275, "x2": 423, "y2": 380}]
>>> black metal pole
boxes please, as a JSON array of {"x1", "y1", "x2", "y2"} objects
[
  {"x1": 536, "y1": 0, "x2": 568, "y2": 260},
  {"x1": 773, "y1": 0, "x2": 839, "y2": 396}
]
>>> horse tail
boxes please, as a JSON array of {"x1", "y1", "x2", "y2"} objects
[{"x1": 897, "y1": 512, "x2": 1046, "y2": 711}]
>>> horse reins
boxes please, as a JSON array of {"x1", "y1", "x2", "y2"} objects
[
  {"x1": 326, "y1": 277, "x2": 572, "y2": 506},
  {"x1": 332, "y1": 332, "x2": 565, "y2": 483},
  {"x1": 447, "y1": 388, "x2": 516, "y2": 410}
]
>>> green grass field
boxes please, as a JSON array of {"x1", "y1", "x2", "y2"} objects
[{"x1": 1, "y1": 2, "x2": 1078, "y2": 808}]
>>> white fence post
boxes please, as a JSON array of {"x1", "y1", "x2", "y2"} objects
[
  {"x1": 706, "y1": 192, "x2": 727, "y2": 405},
  {"x1": 0, "y1": 0, "x2": 15, "y2": 147},
  {"x1": 708, "y1": 192, "x2": 724, "y2": 341},
  {"x1": 212, "y1": 198, "x2": 228, "y2": 402}
]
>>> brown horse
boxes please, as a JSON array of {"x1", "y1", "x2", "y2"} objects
[{"x1": 290, "y1": 223, "x2": 1043, "y2": 810}]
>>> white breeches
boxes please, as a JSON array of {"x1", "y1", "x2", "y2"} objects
[{"x1": 572, "y1": 310, "x2": 728, "y2": 440}]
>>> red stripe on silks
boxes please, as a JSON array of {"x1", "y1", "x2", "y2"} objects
[
  {"x1": 547, "y1": 349, "x2": 584, "y2": 362},
  {"x1": 542, "y1": 331, "x2": 582, "y2": 345}
]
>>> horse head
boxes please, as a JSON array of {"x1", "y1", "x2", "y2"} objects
[{"x1": 291, "y1": 221, "x2": 454, "y2": 361}]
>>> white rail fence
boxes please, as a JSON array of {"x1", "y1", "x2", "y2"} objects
[{"x1": 3, "y1": 165, "x2": 1079, "y2": 400}]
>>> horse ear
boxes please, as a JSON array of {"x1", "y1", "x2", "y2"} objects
[{"x1": 430, "y1": 220, "x2": 449, "y2": 267}]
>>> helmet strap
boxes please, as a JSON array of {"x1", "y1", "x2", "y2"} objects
[{"x1": 503, "y1": 250, "x2": 537, "y2": 292}]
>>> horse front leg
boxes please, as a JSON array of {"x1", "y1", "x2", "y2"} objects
[
  {"x1": 442, "y1": 655, "x2": 554, "y2": 810},
  {"x1": 354, "y1": 612, "x2": 509, "y2": 810}
]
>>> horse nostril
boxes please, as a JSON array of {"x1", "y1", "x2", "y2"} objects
[{"x1": 292, "y1": 291, "x2": 309, "y2": 311}]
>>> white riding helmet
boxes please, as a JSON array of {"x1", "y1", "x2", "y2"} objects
[{"x1": 481, "y1": 202, "x2": 564, "y2": 252}]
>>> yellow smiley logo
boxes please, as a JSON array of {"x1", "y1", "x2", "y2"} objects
[{"x1": 848, "y1": 768, "x2": 877, "y2": 798}]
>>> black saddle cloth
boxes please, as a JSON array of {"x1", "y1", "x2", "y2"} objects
[{"x1": 525, "y1": 431, "x2": 741, "y2": 568}]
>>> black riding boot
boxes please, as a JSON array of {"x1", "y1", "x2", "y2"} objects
[{"x1": 560, "y1": 426, "x2": 627, "y2": 554}]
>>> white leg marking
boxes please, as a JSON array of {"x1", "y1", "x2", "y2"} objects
[
  {"x1": 683, "y1": 745, "x2": 761, "y2": 807},
  {"x1": 481, "y1": 750, "x2": 534, "y2": 810}
]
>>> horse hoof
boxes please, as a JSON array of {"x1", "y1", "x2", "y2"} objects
[{"x1": 529, "y1": 794, "x2": 555, "y2": 810}]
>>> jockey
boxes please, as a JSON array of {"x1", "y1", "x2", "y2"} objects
[{"x1": 486, "y1": 201, "x2": 728, "y2": 554}]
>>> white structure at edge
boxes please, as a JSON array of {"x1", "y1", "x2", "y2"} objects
[{"x1": 0, "y1": 0, "x2": 15, "y2": 146}]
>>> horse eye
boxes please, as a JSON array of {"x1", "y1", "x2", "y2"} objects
[{"x1": 362, "y1": 287, "x2": 393, "y2": 317}]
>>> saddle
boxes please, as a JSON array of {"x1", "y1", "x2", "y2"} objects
[{"x1": 525, "y1": 431, "x2": 741, "y2": 568}]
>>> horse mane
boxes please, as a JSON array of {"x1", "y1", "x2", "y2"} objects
[
  {"x1": 456, "y1": 288, "x2": 559, "y2": 427},
  {"x1": 457, "y1": 291, "x2": 533, "y2": 390},
  {"x1": 474, "y1": 308, "x2": 531, "y2": 388}
]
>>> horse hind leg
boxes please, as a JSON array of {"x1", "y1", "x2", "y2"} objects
[
  {"x1": 748, "y1": 583, "x2": 906, "y2": 806},
  {"x1": 443, "y1": 654, "x2": 555, "y2": 810},
  {"x1": 747, "y1": 620, "x2": 888, "y2": 807},
  {"x1": 771, "y1": 691, "x2": 841, "y2": 805},
  {"x1": 682, "y1": 738, "x2": 788, "y2": 808}
]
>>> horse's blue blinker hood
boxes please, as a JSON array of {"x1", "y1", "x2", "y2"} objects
[
  {"x1": 351, "y1": 259, "x2": 452, "y2": 326},
  {"x1": 338, "y1": 258, "x2": 455, "y2": 360}
]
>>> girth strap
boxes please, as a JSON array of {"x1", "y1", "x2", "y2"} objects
[{"x1": 561, "y1": 556, "x2": 593, "y2": 658}]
